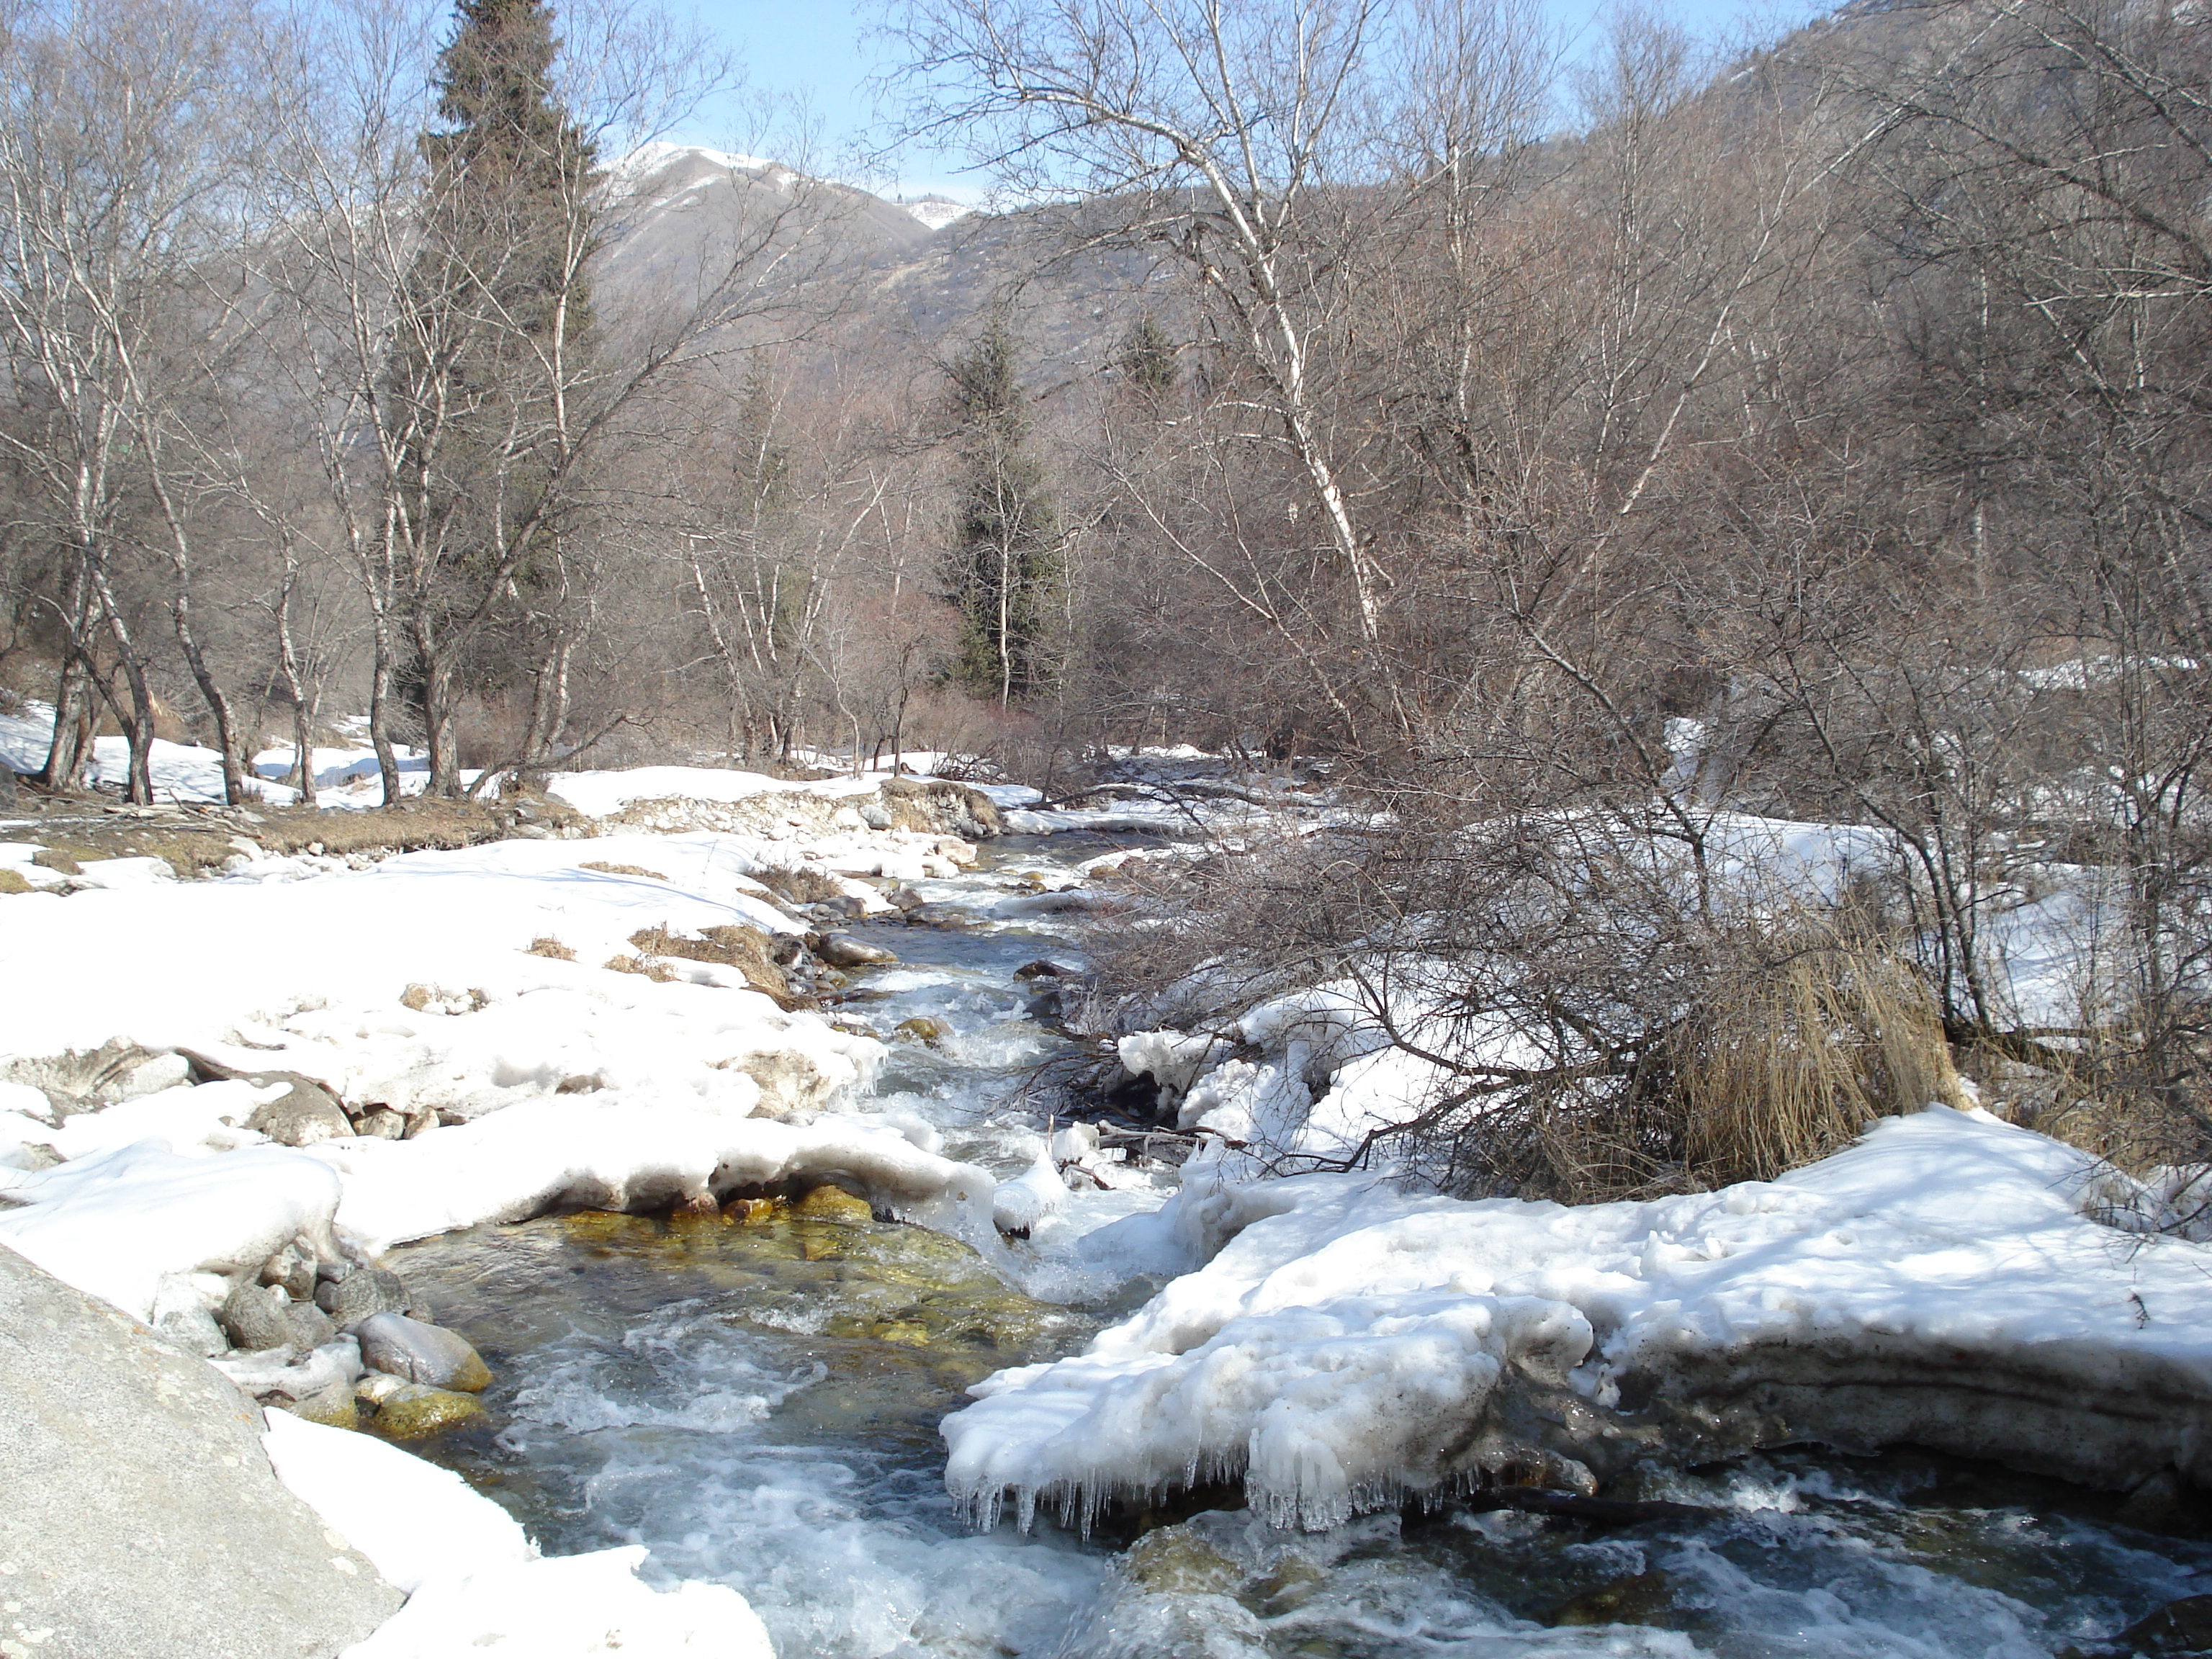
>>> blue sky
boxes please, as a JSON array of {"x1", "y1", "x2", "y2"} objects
[{"x1": 668, "y1": 0, "x2": 1823, "y2": 199}]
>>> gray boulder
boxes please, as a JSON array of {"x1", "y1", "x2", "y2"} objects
[
  {"x1": 0, "y1": 1241, "x2": 401, "y2": 1658},
  {"x1": 282, "y1": 1300, "x2": 336, "y2": 1354},
  {"x1": 317, "y1": 1266, "x2": 408, "y2": 1327},
  {"x1": 243, "y1": 1077, "x2": 353, "y2": 1148},
  {"x1": 354, "y1": 1313, "x2": 492, "y2": 1393},
  {"x1": 354, "y1": 1107, "x2": 406, "y2": 1141},
  {"x1": 218, "y1": 1282, "x2": 296, "y2": 1354}
]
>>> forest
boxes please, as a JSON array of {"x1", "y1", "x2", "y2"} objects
[{"x1": 0, "y1": 0, "x2": 2205, "y2": 1192}]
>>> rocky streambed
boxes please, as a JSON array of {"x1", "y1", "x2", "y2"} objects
[{"x1": 345, "y1": 833, "x2": 2212, "y2": 1659}]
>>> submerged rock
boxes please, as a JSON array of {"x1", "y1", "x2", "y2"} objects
[
  {"x1": 356, "y1": 1312, "x2": 493, "y2": 1393},
  {"x1": 794, "y1": 1183, "x2": 875, "y2": 1224}
]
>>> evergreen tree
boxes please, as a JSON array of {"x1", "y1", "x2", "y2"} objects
[
  {"x1": 1112, "y1": 313, "x2": 1177, "y2": 401},
  {"x1": 944, "y1": 316, "x2": 1062, "y2": 706},
  {"x1": 387, "y1": 0, "x2": 600, "y2": 792}
]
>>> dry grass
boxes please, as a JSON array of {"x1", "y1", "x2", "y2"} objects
[
  {"x1": 580, "y1": 860, "x2": 667, "y2": 881},
  {"x1": 624, "y1": 924, "x2": 810, "y2": 1010},
  {"x1": 1670, "y1": 942, "x2": 1964, "y2": 1185},
  {"x1": 751, "y1": 864, "x2": 848, "y2": 907},
  {"x1": 603, "y1": 953, "x2": 679, "y2": 982},
  {"x1": 526, "y1": 936, "x2": 577, "y2": 961},
  {"x1": 0, "y1": 868, "x2": 31, "y2": 895}
]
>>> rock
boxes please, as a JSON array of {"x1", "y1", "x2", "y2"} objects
[
  {"x1": 276, "y1": 1381, "x2": 361, "y2": 1431},
  {"x1": 212, "y1": 1339, "x2": 364, "y2": 1403},
  {"x1": 355, "y1": 1312, "x2": 493, "y2": 1393},
  {"x1": 318, "y1": 1264, "x2": 408, "y2": 1329},
  {"x1": 260, "y1": 1242, "x2": 317, "y2": 1300},
  {"x1": 244, "y1": 1076, "x2": 353, "y2": 1148},
  {"x1": 886, "y1": 882, "x2": 928, "y2": 912},
  {"x1": 355, "y1": 1106, "x2": 406, "y2": 1141},
  {"x1": 0, "y1": 765, "x2": 17, "y2": 809},
  {"x1": 724, "y1": 1197, "x2": 779, "y2": 1225},
  {"x1": 361, "y1": 1382, "x2": 484, "y2": 1439},
  {"x1": 219, "y1": 1281, "x2": 297, "y2": 1354},
  {"x1": 100, "y1": 1050, "x2": 193, "y2": 1103},
  {"x1": 858, "y1": 801, "x2": 894, "y2": 830},
  {"x1": 148, "y1": 1277, "x2": 229, "y2": 1358},
  {"x1": 793, "y1": 1184, "x2": 875, "y2": 1224},
  {"x1": 401, "y1": 1106, "x2": 439, "y2": 1139},
  {"x1": 893, "y1": 1016, "x2": 948, "y2": 1047},
  {"x1": 0, "y1": 1240, "x2": 401, "y2": 1655},
  {"x1": 816, "y1": 932, "x2": 898, "y2": 968},
  {"x1": 1014, "y1": 958, "x2": 1075, "y2": 980},
  {"x1": 283, "y1": 1300, "x2": 337, "y2": 1353}
]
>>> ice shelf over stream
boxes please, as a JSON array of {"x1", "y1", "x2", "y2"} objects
[{"x1": 946, "y1": 1107, "x2": 2212, "y2": 1532}]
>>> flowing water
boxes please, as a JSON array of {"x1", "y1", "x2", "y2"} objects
[{"x1": 387, "y1": 833, "x2": 2212, "y2": 1659}]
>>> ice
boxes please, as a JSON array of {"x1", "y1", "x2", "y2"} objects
[{"x1": 945, "y1": 1107, "x2": 2212, "y2": 1530}]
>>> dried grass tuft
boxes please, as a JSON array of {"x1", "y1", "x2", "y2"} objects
[
  {"x1": 751, "y1": 864, "x2": 847, "y2": 907},
  {"x1": 603, "y1": 953, "x2": 678, "y2": 982},
  {"x1": 580, "y1": 860, "x2": 666, "y2": 881},
  {"x1": 1671, "y1": 942, "x2": 1963, "y2": 1185},
  {"x1": 526, "y1": 935, "x2": 576, "y2": 961},
  {"x1": 626, "y1": 924, "x2": 809, "y2": 1010}
]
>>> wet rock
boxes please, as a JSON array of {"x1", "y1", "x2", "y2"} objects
[
  {"x1": 794, "y1": 1184, "x2": 876, "y2": 1224},
  {"x1": 817, "y1": 932, "x2": 898, "y2": 968},
  {"x1": 886, "y1": 882, "x2": 928, "y2": 912},
  {"x1": 276, "y1": 1380, "x2": 361, "y2": 1431},
  {"x1": 725, "y1": 1197, "x2": 781, "y2": 1225},
  {"x1": 893, "y1": 1016, "x2": 948, "y2": 1048},
  {"x1": 317, "y1": 1264, "x2": 409, "y2": 1326},
  {"x1": 355, "y1": 1311, "x2": 493, "y2": 1392},
  {"x1": 0, "y1": 1239, "x2": 400, "y2": 1655},
  {"x1": 219, "y1": 1281, "x2": 297, "y2": 1354},
  {"x1": 1014, "y1": 958, "x2": 1075, "y2": 980},
  {"x1": 361, "y1": 1381, "x2": 484, "y2": 1439},
  {"x1": 244, "y1": 1076, "x2": 353, "y2": 1147},
  {"x1": 355, "y1": 1105, "x2": 407, "y2": 1140}
]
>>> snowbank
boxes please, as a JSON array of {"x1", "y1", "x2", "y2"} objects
[
  {"x1": 264, "y1": 1412, "x2": 773, "y2": 1658},
  {"x1": 0, "y1": 1141, "x2": 342, "y2": 1321},
  {"x1": 946, "y1": 1108, "x2": 2212, "y2": 1531},
  {"x1": 311, "y1": 1100, "x2": 1000, "y2": 1254}
]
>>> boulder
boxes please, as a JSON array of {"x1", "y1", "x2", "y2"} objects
[
  {"x1": 354, "y1": 1312, "x2": 493, "y2": 1393},
  {"x1": 816, "y1": 932, "x2": 898, "y2": 968},
  {"x1": 1014, "y1": 959, "x2": 1076, "y2": 980},
  {"x1": 893, "y1": 1017, "x2": 948, "y2": 1048},
  {"x1": 244, "y1": 1077, "x2": 353, "y2": 1148},
  {"x1": 355, "y1": 1107, "x2": 406, "y2": 1141},
  {"x1": 318, "y1": 1265, "x2": 409, "y2": 1327},
  {"x1": 0, "y1": 1241, "x2": 401, "y2": 1658},
  {"x1": 219, "y1": 1282, "x2": 297, "y2": 1354},
  {"x1": 276, "y1": 1382, "x2": 361, "y2": 1432},
  {"x1": 858, "y1": 801, "x2": 894, "y2": 830},
  {"x1": 259, "y1": 1242, "x2": 317, "y2": 1300},
  {"x1": 360, "y1": 1381, "x2": 484, "y2": 1439},
  {"x1": 282, "y1": 1300, "x2": 337, "y2": 1354}
]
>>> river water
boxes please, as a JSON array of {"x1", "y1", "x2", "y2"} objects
[{"x1": 387, "y1": 832, "x2": 2212, "y2": 1659}]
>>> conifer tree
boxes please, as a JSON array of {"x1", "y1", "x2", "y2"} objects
[
  {"x1": 388, "y1": 0, "x2": 601, "y2": 793},
  {"x1": 944, "y1": 316, "x2": 1062, "y2": 706}
]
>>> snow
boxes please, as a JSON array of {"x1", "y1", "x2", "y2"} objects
[
  {"x1": 342, "y1": 1547, "x2": 773, "y2": 1659},
  {"x1": 310, "y1": 1100, "x2": 999, "y2": 1255},
  {"x1": 0, "y1": 1141, "x2": 342, "y2": 1321},
  {"x1": 945, "y1": 1107, "x2": 2212, "y2": 1531},
  {"x1": 263, "y1": 1413, "x2": 774, "y2": 1658},
  {"x1": 263, "y1": 1409, "x2": 533, "y2": 1593},
  {"x1": 547, "y1": 765, "x2": 875, "y2": 819}
]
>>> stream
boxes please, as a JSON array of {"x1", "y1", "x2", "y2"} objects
[{"x1": 385, "y1": 832, "x2": 2212, "y2": 1659}]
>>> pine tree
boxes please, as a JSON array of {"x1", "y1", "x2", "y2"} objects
[
  {"x1": 389, "y1": 0, "x2": 601, "y2": 793},
  {"x1": 944, "y1": 316, "x2": 1063, "y2": 707}
]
